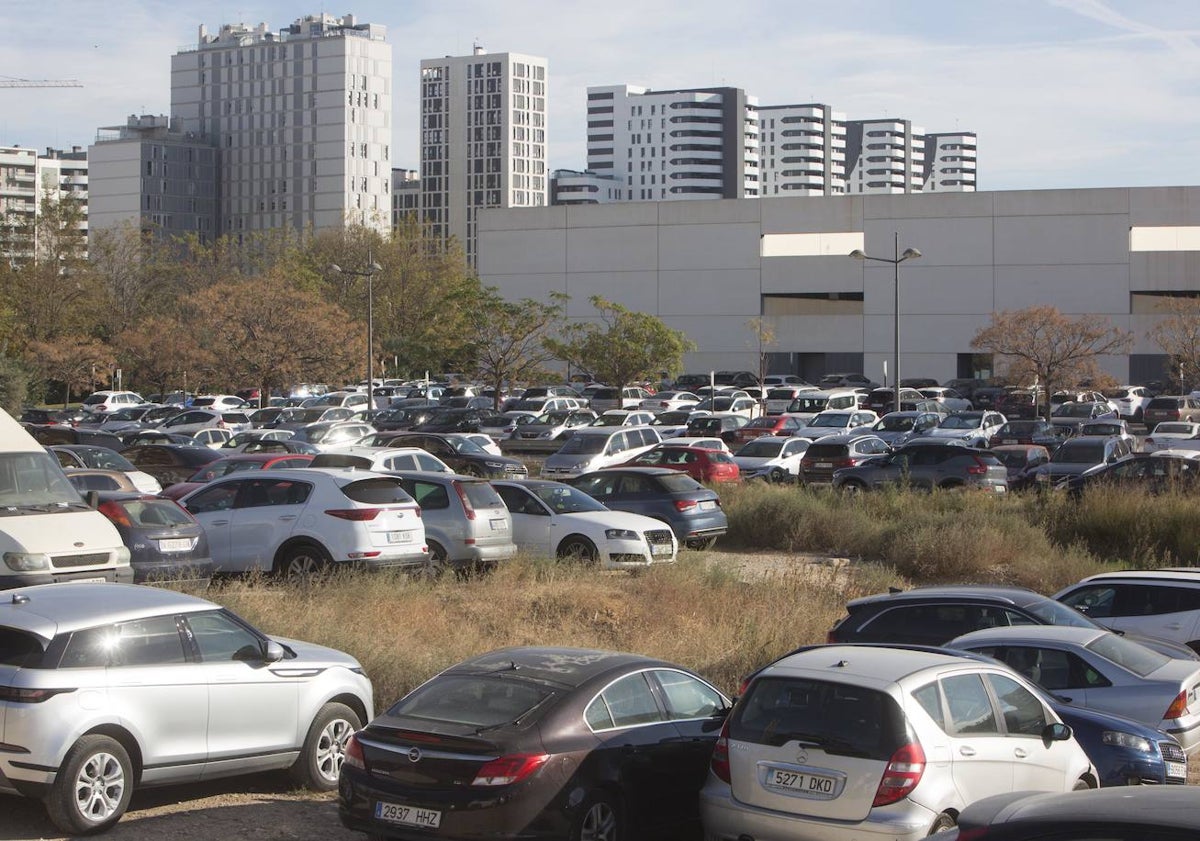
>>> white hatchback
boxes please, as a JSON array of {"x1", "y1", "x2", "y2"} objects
[
  {"x1": 700, "y1": 645, "x2": 1094, "y2": 841},
  {"x1": 178, "y1": 467, "x2": 427, "y2": 576}
]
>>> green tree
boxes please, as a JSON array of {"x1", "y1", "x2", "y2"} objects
[
  {"x1": 971, "y1": 305, "x2": 1132, "y2": 419},
  {"x1": 467, "y1": 289, "x2": 564, "y2": 410},
  {"x1": 546, "y1": 296, "x2": 695, "y2": 393}
]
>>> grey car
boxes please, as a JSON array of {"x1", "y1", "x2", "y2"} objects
[
  {"x1": 389, "y1": 470, "x2": 517, "y2": 574},
  {"x1": 1030, "y1": 436, "x2": 1134, "y2": 488},
  {"x1": 832, "y1": 439, "x2": 1009, "y2": 493},
  {"x1": 0, "y1": 582, "x2": 373, "y2": 834}
]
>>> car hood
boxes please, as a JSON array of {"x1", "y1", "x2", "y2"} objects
[
  {"x1": 928, "y1": 427, "x2": 978, "y2": 439},
  {"x1": 1051, "y1": 699, "x2": 1172, "y2": 741},
  {"x1": 1040, "y1": 462, "x2": 1095, "y2": 477},
  {"x1": 271, "y1": 636, "x2": 363, "y2": 669},
  {"x1": 561, "y1": 510, "x2": 673, "y2": 533},
  {"x1": 732, "y1": 456, "x2": 779, "y2": 469}
]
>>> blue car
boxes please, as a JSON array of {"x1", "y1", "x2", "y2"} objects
[
  {"x1": 1050, "y1": 701, "x2": 1186, "y2": 787},
  {"x1": 566, "y1": 466, "x2": 728, "y2": 550}
]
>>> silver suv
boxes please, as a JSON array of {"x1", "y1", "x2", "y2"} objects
[
  {"x1": 700, "y1": 645, "x2": 1093, "y2": 841},
  {"x1": 0, "y1": 582, "x2": 372, "y2": 834}
]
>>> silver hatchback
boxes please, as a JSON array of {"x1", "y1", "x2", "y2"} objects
[
  {"x1": 0, "y1": 583, "x2": 373, "y2": 834},
  {"x1": 390, "y1": 471, "x2": 516, "y2": 575}
]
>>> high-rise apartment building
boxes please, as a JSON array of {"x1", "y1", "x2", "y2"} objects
[
  {"x1": 391, "y1": 167, "x2": 420, "y2": 227},
  {"x1": 419, "y1": 48, "x2": 548, "y2": 263},
  {"x1": 844, "y1": 119, "x2": 925, "y2": 194},
  {"x1": 585, "y1": 85, "x2": 759, "y2": 201},
  {"x1": 549, "y1": 169, "x2": 624, "y2": 205},
  {"x1": 758, "y1": 104, "x2": 846, "y2": 197},
  {"x1": 88, "y1": 115, "x2": 217, "y2": 243},
  {"x1": 923, "y1": 132, "x2": 977, "y2": 192},
  {"x1": 169, "y1": 13, "x2": 392, "y2": 238},
  {"x1": 1, "y1": 145, "x2": 89, "y2": 263}
]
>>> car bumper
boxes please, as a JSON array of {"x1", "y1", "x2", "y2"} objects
[
  {"x1": 0, "y1": 566, "x2": 135, "y2": 588},
  {"x1": 700, "y1": 782, "x2": 936, "y2": 841},
  {"x1": 1162, "y1": 717, "x2": 1200, "y2": 755},
  {"x1": 131, "y1": 557, "x2": 216, "y2": 585},
  {"x1": 346, "y1": 549, "x2": 430, "y2": 570},
  {"x1": 454, "y1": 541, "x2": 518, "y2": 564}
]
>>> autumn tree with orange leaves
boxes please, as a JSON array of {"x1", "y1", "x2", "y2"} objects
[{"x1": 971, "y1": 305, "x2": 1132, "y2": 419}]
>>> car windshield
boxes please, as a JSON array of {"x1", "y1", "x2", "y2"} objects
[
  {"x1": 1155, "y1": 423, "x2": 1194, "y2": 435},
  {"x1": 385, "y1": 675, "x2": 554, "y2": 729},
  {"x1": 737, "y1": 440, "x2": 784, "y2": 458},
  {"x1": 1104, "y1": 388, "x2": 1131, "y2": 398},
  {"x1": 1082, "y1": 424, "x2": 1121, "y2": 436},
  {"x1": 875, "y1": 416, "x2": 914, "y2": 432},
  {"x1": 790, "y1": 398, "x2": 828, "y2": 413},
  {"x1": 280, "y1": 408, "x2": 324, "y2": 423},
  {"x1": 533, "y1": 484, "x2": 607, "y2": 513},
  {"x1": 0, "y1": 452, "x2": 84, "y2": 508},
  {"x1": 1053, "y1": 403, "x2": 1095, "y2": 418},
  {"x1": 811, "y1": 413, "x2": 851, "y2": 428},
  {"x1": 697, "y1": 397, "x2": 735, "y2": 412},
  {"x1": 939, "y1": 415, "x2": 983, "y2": 430},
  {"x1": 533, "y1": 412, "x2": 570, "y2": 425},
  {"x1": 198, "y1": 459, "x2": 268, "y2": 480},
  {"x1": 555, "y1": 435, "x2": 608, "y2": 455},
  {"x1": 994, "y1": 450, "x2": 1033, "y2": 469},
  {"x1": 654, "y1": 411, "x2": 691, "y2": 425},
  {"x1": 591, "y1": 415, "x2": 629, "y2": 427},
  {"x1": 1086, "y1": 633, "x2": 1170, "y2": 678},
  {"x1": 77, "y1": 449, "x2": 137, "y2": 472},
  {"x1": 513, "y1": 399, "x2": 547, "y2": 411},
  {"x1": 1051, "y1": 442, "x2": 1105, "y2": 464}
]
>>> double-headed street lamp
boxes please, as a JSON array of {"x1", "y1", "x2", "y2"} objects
[
  {"x1": 330, "y1": 250, "x2": 383, "y2": 407},
  {"x1": 849, "y1": 233, "x2": 921, "y2": 414}
]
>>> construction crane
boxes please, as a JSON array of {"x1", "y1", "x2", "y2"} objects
[{"x1": 0, "y1": 77, "x2": 82, "y2": 88}]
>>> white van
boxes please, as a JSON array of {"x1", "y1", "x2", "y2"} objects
[
  {"x1": 541, "y1": 426, "x2": 662, "y2": 479},
  {"x1": 0, "y1": 409, "x2": 131, "y2": 588},
  {"x1": 782, "y1": 389, "x2": 865, "y2": 423}
]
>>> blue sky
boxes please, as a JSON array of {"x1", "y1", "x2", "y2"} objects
[{"x1": 2, "y1": 0, "x2": 1198, "y2": 190}]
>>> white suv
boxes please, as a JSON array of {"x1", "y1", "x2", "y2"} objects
[
  {"x1": 541, "y1": 426, "x2": 662, "y2": 479},
  {"x1": 1054, "y1": 569, "x2": 1200, "y2": 654},
  {"x1": 700, "y1": 645, "x2": 1094, "y2": 841},
  {"x1": 81, "y1": 391, "x2": 146, "y2": 414},
  {"x1": 178, "y1": 467, "x2": 427, "y2": 576},
  {"x1": 0, "y1": 582, "x2": 372, "y2": 834}
]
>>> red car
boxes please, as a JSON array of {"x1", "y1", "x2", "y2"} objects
[
  {"x1": 622, "y1": 445, "x2": 740, "y2": 483},
  {"x1": 732, "y1": 414, "x2": 806, "y2": 444},
  {"x1": 159, "y1": 452, "x2": 314, "y2": 499}
]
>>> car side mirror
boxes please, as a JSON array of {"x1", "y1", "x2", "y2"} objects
[
  {"x1": 1042, "y1": 722, "x2": 1071, "y2": 744},
  {"x1": 263, "y1": 640, "x2": 285, "y2": 662}
]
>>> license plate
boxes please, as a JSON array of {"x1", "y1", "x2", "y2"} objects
[
  {"x1": 1167, "y1": 761, "x2": 1187, "y2": 779},
  {"x1": 998, "y1": 439, "x2": 1015, "y2": 445},
  {"x1": 814, "y1": 462, "x2": 831, "y2": 469},
  {"x1": 698, "y1": 500, "x2": 717, "y2": 510},
  {"x1": 375, "y1": 801, "x2": 442, "y2": 828},
  {"x1": 993, "y1": 485, "x2": 1007, "y2": 493},
  {"x1": 64, "y1": 577, "x2": 108, "y2": 584},
  {"x1": 651, "y1": 543, "x2": 672, "y2": 556},
  {"x1": 766, "y1": 767, "x2": 838, "y2": 797},
  {"x1": 490, "y1": 518, "x2": 508, "y2": 531},
  {"x1": 158, "y1": 537, "x2": 192, "y2": 553},
  {"x1": 387, "y1": 531, "x2": 414, "y2": 544}
]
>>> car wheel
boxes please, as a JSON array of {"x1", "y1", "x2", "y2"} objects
[
  {"x1": 685, "y1": 536, "x2": 718, "y2": 551},
  {"x1": 767, "y1": 467, "x2": 787, "y2": 483},
  {"x1": 278, "y1": 543, "x2": 332, "y2": 579},
  {"x1": 417, "y1": 541, "x2": 449, "y2": 580},
  {"x1": 928, "y1": 812, "x2": 956, "y2": 835},
  {"x1": 1073, "y1": 776, "x2": 1096, "y2": 791},
  {"x1": 1134, "y1": 408, "x2": 1144, "y2": 423},
  {"x1": 557, "y1": 536, "x2": 599, "y2": 566},
  {"x1": 290, "y1": 702, "x2": 362, "y2": 791},
  {"x1": 46, "y1": 735, "x2": 134, "y2": 835},
  {"x1": 839, "y1": 479, "x2": 866, "y2": 496},
  {"x1": 572, "y1": 790, "x2": 622, "y2": 841}
]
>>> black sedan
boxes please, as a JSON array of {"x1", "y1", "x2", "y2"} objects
[
  {"x1": 93, "y1": 491, "x2": 214, "y2": 584},
  {"x1": 567, "y1": 466, "x2": 728, "y2": 550},
  {"x1": 339, "y1": 646, "x2": 730, "y2": 841},
  {"x1": 120, "y1": 443, "x2": 224, "y2": 487}
]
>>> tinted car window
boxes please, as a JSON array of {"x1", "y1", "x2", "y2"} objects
[
  {"x1": 586, "y1": 672, "x2": 664, "y2": 730},
  {"x1": 341, "y1": 478, "x2": 414, "y2": 505},
  {"x1": 389, "y1": 674, "x2": 552, "y2": 728},
  {"x1": 119, "y1": 499, "x2": 195, "y2": 527},
  {"x1": 187, "y1": 611, "x2": 264, "y2": 662},
  {"x1": 942, "y1": 674, "x2": 998, "y2": 735},
  {"x1": 0, "y1": 628, "x2": 45, "y2": 668},
  {"x1": 1087, "y1": 633, "x2": 1169, "y2": 677},
  {"x1": 405, "y1": 480, "x2": 450, "y2": 510},
  {"x1": 732, "y1": 676, "x2": 905, "y2": 760},
  {"x1": 985, "y1": 673, "x2": 1047, "y2": 736}
]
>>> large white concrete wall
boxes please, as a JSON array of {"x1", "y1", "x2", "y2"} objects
[{"x1": 478, "y1": 186, "x2": 1200, "y2": 383}]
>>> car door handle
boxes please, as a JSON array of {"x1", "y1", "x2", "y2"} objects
[
  {"x1": 278, "y1": 514, "x2": 298, "y2": 521},
  {"x1": 1014, "y1": 747, "x2": 1028, "y2": 758},
  {"x1": 210, "y1": 519, "x2": 230, "y2": 527},
  {"x1": 1164, "y1": 623, "x2": 1183, "y2": 630},
  {"x1": 958, "y1": 746, "x2": 976, "y2": 757}
]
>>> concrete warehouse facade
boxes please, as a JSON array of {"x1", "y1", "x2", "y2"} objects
[{"x1": 477, "y1": 186, "x2": 1200, "y2": 385}]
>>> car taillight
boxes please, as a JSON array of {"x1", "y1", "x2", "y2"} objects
[
  {"x1": 872, "y1": 742, "x2": 925, "y2": 806},
  {"x1": 324, "y1": 508, "x2": 382, "y2": 521},
  {"x1": 674, "y1": 499, "x2": 698, "y2": 512},
  {"x1": 343, "y1": 733, "x2": 367, "y2": 770},
  {"x1": 833, "y1": 457, "x2": 854, "y2": 469},
  {"x1": 0, "y1": 686, "x2": 75, "y2": 703},
  {"x1": 453, "y1": 481, "x2": 476, "y2": 520},
  {"x1": 966, "y1": 457, "x2": 988, "y2": 475},
  {"x1": 710, "y1": 717, "x2": 732, "y2": 783},
  {"x1": 1164, "y1": 690, "x2": 1191, "y2": 721},
  {"x1": 471, "y1": 753, "x2": 549, "y2": 786},
  {"x1": 97, "y1": 500, "x2": 132, "y2": 528}
]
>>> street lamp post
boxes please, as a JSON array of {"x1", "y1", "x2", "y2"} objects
[
  {"x1": 330, "y1": 249, "x2": 383, "y2": 408},
  {"x1": 850, "y1": 233, "x2": 921, "y2": 414}
]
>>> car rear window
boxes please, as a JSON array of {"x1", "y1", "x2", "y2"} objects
[
  {"x1": 1149, "y1": 398, "x2": 1182, "y2": 409},
  {"x1": 0, "y1": 627, "x2": 46, "y2": 668},
  {"x1": 790, "y1": 397, "x2": 829, "y2": 413},
  {"x1": 1086, "y1": 633, "x2": 1170, "y2": 677},
  {"x1": 657, "y1": 473, "x2": 704, "y2": 492},
  {"x1": 386, "y1": 674, "x2": 554, "y2": 727},
  {"x1": 805, "y1": 443, "x2": 845, "y2": 459},
  {"x1": 732, "y1": 676, "x2": 906, "y2": 760},
  {"x1": 459, "y1": 481, "x2": 505, "y2": 509},
  {"x1": 341, "y1": 478, "x2": 416, "y2": 505},
  {"x1": 112, "y1": 499, "x2": 195, "y2": 527}
]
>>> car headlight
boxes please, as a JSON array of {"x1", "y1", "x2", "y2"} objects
[
  {"x1": 605, "y1": 528, "x2": 639, "y2": 540},
  {"x1": 1102, "y1": 731, "x2": 1153, "y2": 753},
  {"x1": 1035, "y1": 473, "x2": 1051, "y2": 483},
  {"x1": 4, "y1": 552, "x2": 51, "y2": 571},
  {"x1": 484, "y1": 461, "x2": 505, "y2": 469}
]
